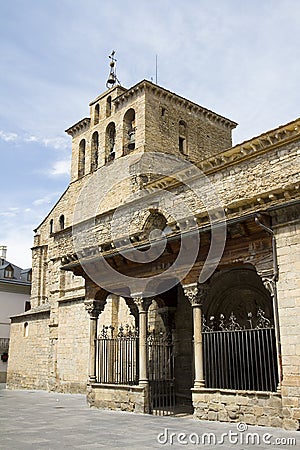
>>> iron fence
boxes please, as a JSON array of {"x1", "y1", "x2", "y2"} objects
[
  {"x1": 148, "y1": 330, "x2": 175, "y2": 415},
  {"x1": 96, "y1": 325, "x2": 138, "y2": 385},
  {"x1": 203, "y1": 310, "x2": 279, "y2": 392}
]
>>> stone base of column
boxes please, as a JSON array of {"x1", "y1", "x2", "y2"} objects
[
  {"x1": 139, "y1": 382, "x2": 150, "y2": 414},
  {"x1": 193, "y1": 380, "x2": 205, "y2": 389}
]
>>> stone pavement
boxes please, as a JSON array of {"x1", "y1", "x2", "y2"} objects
[{"x1": 0, "y1": 386, "x2": 298, "y2": 449}]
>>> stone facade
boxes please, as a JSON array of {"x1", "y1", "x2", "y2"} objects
[{"x1": 7, "y1": 73, "x2": 300, "y2": 430}]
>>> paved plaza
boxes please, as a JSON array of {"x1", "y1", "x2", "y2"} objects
[{"x1": 0, "y1": 385, "x2": 298, "y2": 449}]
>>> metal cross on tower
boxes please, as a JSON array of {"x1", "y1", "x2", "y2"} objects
[{"x1": 106, "y1": 50, "x2": 120, "y2": 88}]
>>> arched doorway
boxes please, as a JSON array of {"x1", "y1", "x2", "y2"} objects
[
  {"x1": 147, "y1": 284, "x2": 193, "y2": 415},
  {"x1": 202, "y1": 266, "x2": 279, "y2": 392}
]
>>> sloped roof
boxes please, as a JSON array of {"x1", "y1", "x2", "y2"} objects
[{"x1": 0, "y1": 259, "x2": 31, "y2": 285}]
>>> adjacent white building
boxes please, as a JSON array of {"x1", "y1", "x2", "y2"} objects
[{"x1": 0, "y1": 246, "x2": 31, "y2": 382}]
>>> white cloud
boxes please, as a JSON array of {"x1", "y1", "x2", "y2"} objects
[
  {"x1": 48, "y1": 158, "x2": 71, "y2": 176},
  {"x1": 2, "y1": 231, "x2": 33, "y2": 269},
  {"x1": 0, "y1": 211, "x2": 17, "y2": 217},
  {"x1": 0, "y1": 130, "x2": 69, "y2": 150},
  {"x1": 24, "y1": 135, "x2": 38, "y2": 142},
  {"x1": 0, "y1": 130, "x2": 18, "y2": 142},
  {"x1": 32, "y1": 191, "x2": 62, "y2": 206},
  {"x1": 32, "y1": 197, "x2": 51, "y2": 206},
  {"x1": 41, "y1": 137, "x2": 70, "y2": 150}
]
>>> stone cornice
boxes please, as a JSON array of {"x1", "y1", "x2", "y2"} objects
[
  {"x1": 198, "y1": 118, "x2": 300, "y2": 174},
  {"x1": 113, "y1": 80, "x2": 237, "y2": 129},
  {"x1": 141, "y1": 118, "x2": 300, "y2": 195},
  {"x1": 10, "y1": 304, "x2": 50, "y2": 321},
  {"x1": 65, "y1": 118, "x2": 91, "y2": 137},
  {"x1": 60, "y1": 194, "x2": 300, "y2": 271}
]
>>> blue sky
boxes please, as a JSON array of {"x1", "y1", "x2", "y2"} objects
[{"x1": 1, "y1": 0, "x2": 299, "y2": 268}]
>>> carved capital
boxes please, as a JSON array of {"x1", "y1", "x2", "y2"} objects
[
  {"x1": 262, "y1": 277, "x2": 275, "y2": 297},
  {"x1": 84, "y1": 300, "x2": 106, "y2": 318},
  {"x1": 183, "y1": 283, "x2": 209, "y2": 307},
  {"x1": 183, "y1": 284, "x2": 199, "y2": 305},
  {"x1": 132, "y1": 296, "x2": 153, "y2": 313}
]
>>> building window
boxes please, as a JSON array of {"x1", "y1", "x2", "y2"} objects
[
  {"x1": 50, "y1": 219, "x2": 53, "y2": 234},
  {"x1": 59, "y1": 215, "x2": 65, "y2": 230},
  {"x1": 4, "y1": 266, "x2": 13, "y2": 278},
  {"x1": 24, "y1": 322, "x2": 29, "y2": 337},
  {"x1": 91, "y1": 131, "x2": 99, "y2": 171},
  {"x1": 106, "y1": 96, "x2": 112, "y2": 117},
  {"x1": 78, "y1": 139, "x2": 86, "y2": 178},
  {"x1": 94, "y1": 104, "x2": 100, "y2": 125},
  {"x1": 123, "y1": 108, "x2": 136, "y2": 155},
  {"x1": 105, "y1": 122, "x2": 116, "y2": 163},
  {"x1": 27, "y1": 271, "x2": 32, "y2": 282},
  {"x1": 179, "y1": 120, "x2": 188, "y2": 155},
  {"x1": 25, "y1": 301, "x2": 31, "y2": 311}
]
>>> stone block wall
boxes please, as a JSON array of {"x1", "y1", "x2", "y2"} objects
[
  {"x1": 87, "y1": 383, "x2": 149, "y2": 413},
  {"x1": 193, "y1": 389, "x2": 288, "y2": 428},
  {"x1": 144, "y1": 88, "x2": 233, "y2": 160},
  {"x1": 7, "y1": 312, "x2": 50, "y2": 390},
  {"x1": 54, "y1": 299, "x2": 89, "y2": 393},
  {"x1": 274, "y1": 212, "x2": 300, "y2": 430}
]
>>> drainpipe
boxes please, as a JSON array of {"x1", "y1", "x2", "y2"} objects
[{"x1": 255, "y1": 214, "x2": 282, "y2": 388}]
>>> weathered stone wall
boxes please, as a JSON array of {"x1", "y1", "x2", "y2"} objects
[
  {"x1": 193, "y1": 389, "x2": 284, "y2": 428},
  {"x1": 144, "y1": 88, "x2": 233, "y2": 160},
  {"x1": 87, "y1": 383, "x2": 149, "y2": 413},
  {"x1": 54, "y1": 299, "x2": 89, "y2": 393},
  {"x1": 273, "y1": 209, "x2": 300, "y2": 430},
  {"x1": 7, "y1": 312, "x2": 50, "y2": 390}
]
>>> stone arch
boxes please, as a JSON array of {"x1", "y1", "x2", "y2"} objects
[
  {"x1": 91, "y1": 131, "x2": 99, "y2": 171},
  {"x1": 106, "y1": 96, "x2": 112, "y2": 117},
  {"x1": 123, "y1": 108, "x2": 136, "y2": 153},
  {"x1": 94, "y1": 103, "x2": 99, "y2": 125},
  {"x1": 97, "y1": 294, "x2": 136, "y2": 337},
  {"x1": 105, "y1": 122, "x2": 116, "y2": 162},
  {"x1": 203, "y1": 265, "x2": 274, "y2": 330},
  {"x1": 141, "y1": 210, "x2": 174, "y2": 242},
  {"x1": 59, "y1": 214, "x2": 65, "y2": 230},
  {"x1": 78, "y1": 139, "x2": 86, "y2": 177},
  {"x1": 179, "y1": 120, "x2": 188, "y2": 155}
]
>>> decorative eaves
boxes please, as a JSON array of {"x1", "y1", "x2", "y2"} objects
[{"x1": 65, "y1": 118, "x2": 91, "y2": 138}]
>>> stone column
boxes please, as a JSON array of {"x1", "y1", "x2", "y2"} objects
[
  {"x1": 183, "y1": 283, "x2": 209, "y2": 388},
  {"x1": 84, "y1": 300, "x2": 106, "y2": 383},
  {"x1": 133, "y1": 296, "x2": 152, "y2": 386},
  {"x1": 262, "y1": 276, "x2": 282, "y2": 390}
]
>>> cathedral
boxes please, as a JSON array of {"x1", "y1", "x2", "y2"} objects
[{"x1": 7, "y1": 55, "x2": 300, "y2": 430}]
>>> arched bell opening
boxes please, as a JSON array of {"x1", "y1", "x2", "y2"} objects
[
  {"x1": 123, "y1": 108, "x2": 136, "y2": 154},
  {"x1": 105, "y1": 122, "x2": 116, "y2": 163}
]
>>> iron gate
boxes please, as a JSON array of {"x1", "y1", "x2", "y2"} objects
[
  {"x1": 96, "y1": 324, "x2": 139, "y2": 385},
  {"x1": 203, "y1": 310, "x2": 279, "y2": 392},
  {"x1": 147, "y1": 330, "x2": 175, "y2": 415}
]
